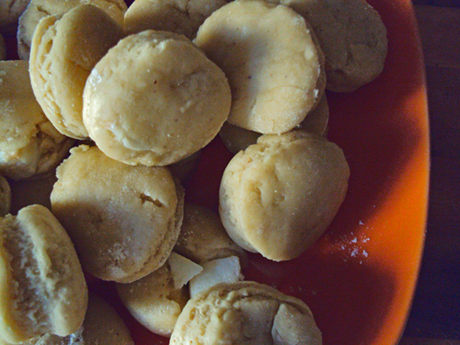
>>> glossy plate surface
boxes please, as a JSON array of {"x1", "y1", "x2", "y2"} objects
[{"x1": 5, "y1": 0, "x2": 429, "y2": 343}]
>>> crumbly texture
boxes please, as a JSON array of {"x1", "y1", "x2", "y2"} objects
[
  {"x1": 0, "y1": 0, "x2": 29, "y2": 32},
  {"x1": 116, "y1": 261, "x2": 189, "y2": 337},
  {"x1": 0, "y1": 35, "x2": 6, "y2": 60},
  {"x1": 219, "y1": 131, "x2": 350, "y2": 261},
  {"x1": 50, "y1": 145, "x2": 184, "y2": 283},
  {"x1": 0, "y1": 176, "x2": 11, "y2": 216},
  {"x1": 34, "y1": 294, "x2": 134, "y2": 345},
  {"x1": 0, "y1": 204, "x2": 87, "y2": 344},
  {"x1": 261, "y1": 0, "x2": 388, "y2": 92},
  {"x1": 170, "y1": 281, "x2": 322, "y2": 345},
  {"x1": 0, "y1": 60, "x2": 74, "y2": 181},
  {"x1": 219, "y1": 94, "x2": 328, "y2": 154},
  {"x1": 174, "y1": 203, "x2": 247, "y2": 266},
  {"x1": 29, "y1": 5, "x2": 123, "y2": 139},
  {"x1": 83, "y1": 30, "x2": 231, "y2": 166},
  {"x1": 124, "y1": 0, "x2": 228, "y2": 40},
  {"x1": 194, "y1": 0, "x2": 325, "y2": 134},
  {"x1": 17, "y1": 0, "x2": 127, "y2": 60}
]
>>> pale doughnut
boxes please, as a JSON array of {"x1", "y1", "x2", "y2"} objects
[
  {"x1": 83, "y1": 30, "x2": 231, "y2": 166},
  {"x1": 194, "y1": 0, "x2": 326, "y2": 134},
  {"x1": 170, "y1": 281, "x2": 322, "y2": 345},
  {"x1": 17, "y1": 0, "x2": 127, "y2": 60},
  {"x1": 219, "y1": 131, "x2": 349, "y2": 261},
  {"x1": 50, "y1": 145, "x2": 184, "y2": 283},
  {"x1": 259, "y1": 0, "x2": 388, "y2": 92},
  {"x1": 0, "y1": 204, "x2": 87, "y2": 344},
  {"x1": 124, "y1": 0, "x2": 228, "y2": 39},
  {"x1": 0, "y1": 60, "x2": 74, "y2": 181},
  {"x1": 29, "y1": 4, "x2": 123, "y2": 139}
]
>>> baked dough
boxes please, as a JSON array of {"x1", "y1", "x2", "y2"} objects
[
  {"x1": 29, "y1": 4, "x2": 123, "y2": 139},
  {"x1": 260, "y1": 0, "x2": 388, "y2": 92},
  {"x1": 194, "y1": 0, "x2": 325, "y2": 134},
  {"x1": 116, "y1": 259, "x2": 189, "y2": 337},
  {"x1": 50, "y1": 145, "x2": 184, "y2": 283},
  {"x1": 0, "y1": 176, "x2": 11, "y2": 216},
  {"x1": 0, "y1": 204, "x2": 87, "y2": 344},
  {"x1": 168, "y1": 150, "x2": 201, "y2": 183},
  {"x1": 219, "y1": 130, "x2": 349, "y2": 261},
  {"x1": 17, "y1": 0, "x2": 126, "y2": 60},
  {"x1": 0, "y1": 0, "x2": 29, "y2": 32},
  {"x1": 170, "y1": 281, "x2": 322, "y2": 345},
  {"x1": 174, "y1": 203, "x2": 247, "y2": 265},
  {"x1": 0, "y1": 34, "x2": 6, "y2": 60},
  {"x1": 83, "y1": 30, "x2": 231, "y2": 166},
  {"x1": 33, "y1": 294, "x2": 134, "y2": 345},
  {"x1": 220, "y1": 94, "x2": 329, "y2": 154},
  {"x1": 124, "y1": 0, "x2": 228, "y2": 39},
  {"x1": 0, "y1": 60, "x2": 74, "y2": 181}
]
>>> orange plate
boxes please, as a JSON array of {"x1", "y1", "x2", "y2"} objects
[{"x1": 5, "y1": 0, "x2": 429, "y2": 343}]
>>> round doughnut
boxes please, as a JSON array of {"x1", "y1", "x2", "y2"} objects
[
  {"x1": 264, "y1": 0, "x2": 388, "y2": 92},
  {"x1": 0, "y1": 176, "x2": 11, "y2": 217},
  {"x1": 219, "y1": 131, "x2": 350, "y2": 261},
  {"x1": 34, "y1": 294, "x2": 134, "y2": 345},
  {"x1": 194, "y1": 0, "x2": 325, "y2": 134},
  {"x1": 116, "y1": 259, "x2": 189, "y2": 337},
  {"x1": 170, "y1": 281, "x2": 322, "y2": 345},
  {"x1": 0, "y1": 60, "x2": 74, "y2": 181},
  {"x1": 29, "y1": 4, "x2": 123, "y2": 139},
  {"x1": 50, "y1": 145, "x2": 185, "y2": 283},
  {"x1": 174, "y1": 203, "x2": 247, "y2": 265},
  {"x1": 124, "y1": 0, "x2": 228, "y2": 39},
  {"x1": 0, "y1": 204, "x2": 87, "y2": 344},
  {"x1": 83, "y1": 30, "x2": 231, "y2": 166},
  {"x1": 168, "y1": 150, "x2": 202, "y2": 183},
  {"x1": 17, "y1": 0, "x2": 127, "y2": 60},
  {"x1": 0, "y1": 0, "x2": 29, "y2": 32}
]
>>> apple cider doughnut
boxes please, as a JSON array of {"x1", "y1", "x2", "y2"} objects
[
  {"x1": 219, "y1": 131, "x2": 349, "y2": 261},
  {"x1": 29, "y1": 4, "x2": 123, "y2": 139},
  {"x1": 0, "y1": 61, "x2": 74, "y2": 181},
  {"x1": 124, "y1": 0, "x2": 228, "y2": 39},
  {"x1": 83, "y1": 30, "x2": 231, "y2": 166},
  {"x1": 0, "y1": 204, "x2": 87, "y2": 344},
  {"x1": 170, "y1": 281, "x2": 322, "y2": 345},
  {"x1": 194, "y1": 0, "x2": 325, "y2": 134},
  {"x1": 17, "y1": 0, "x2": 127, "y2": 60},
  {"x1": 50, "y1": 145, "x2": 184, "y2": 283}
]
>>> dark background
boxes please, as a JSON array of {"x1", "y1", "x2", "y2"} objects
[{"x1": 401, "y1": 1, "x2": 460, "y2": 344}]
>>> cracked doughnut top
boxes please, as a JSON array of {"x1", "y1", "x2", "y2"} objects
[
  {"x1": 29, "y1": 4, "x2": 123, "y2": 139},
  {"x1": 17, "y1": 0, "x2": 127, "y2": 60},
  {"x1": 0, "y1": 60, "x2": 74, "y2": 180},
  {"x1": 219, "y1": 130, "x2": 350, "y2": 261},
  {"x1": 83, "y1": 30, "x2": 231, "y2": 166},
  {"x1": 170, "y1": 281, "x2": 322, "y2": 345},
  {"x1": 50, "y1": 145, "x2": 185, "y2": 283}
]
